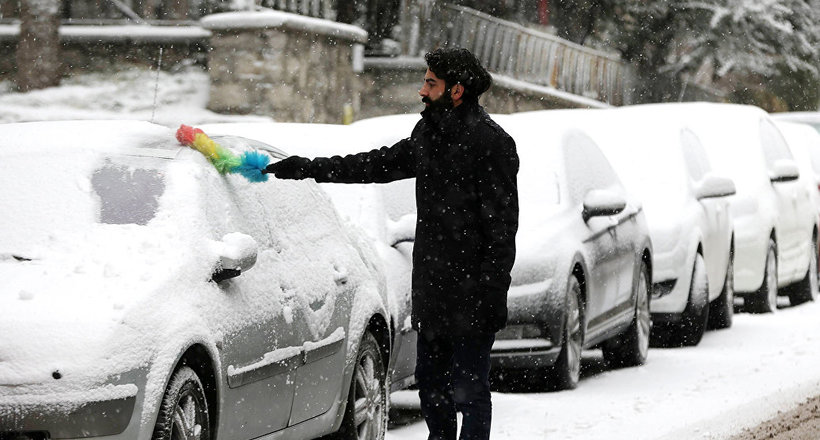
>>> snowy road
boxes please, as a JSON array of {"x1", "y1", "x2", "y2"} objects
[{"x1": 387, "y1": 299, "x2": 820, "y2": 440}]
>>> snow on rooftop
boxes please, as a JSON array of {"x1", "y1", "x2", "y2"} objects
[
  {"x1": 200, "y1": 10, "x2": 368, "y2": 43},
  {"x1": 0, "y1": 24, "x2": 211, "y2": 43}
]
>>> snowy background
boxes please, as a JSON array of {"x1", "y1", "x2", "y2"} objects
[
  {"x1": 2, "y1": 67, "x2": 820, "y2": 439},
  {"x1": 0, "y1": 66, "x2": 270, "y2": 126}
]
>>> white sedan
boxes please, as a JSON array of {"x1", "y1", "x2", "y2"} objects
[
  {"x1": 772, "y1": 120, "x2": 820, "y2": 304},
  {"x1": 578, "y1": 106, "x2": 736, "y2": 346},
  {"x1": 679, "y1": 103, "x2": 818, "y2": 313}
]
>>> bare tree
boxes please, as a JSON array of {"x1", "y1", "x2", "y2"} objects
[{"x1": 16, "y1": 0, "x2": 61, "y2": 92}]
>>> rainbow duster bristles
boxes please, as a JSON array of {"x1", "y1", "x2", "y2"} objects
[
  {"x1": 236, "y1": 151, "x2": 272, "y2": 182},
  {"x1": 176, "y1": 125, "x2": 270, "y2": 183}
]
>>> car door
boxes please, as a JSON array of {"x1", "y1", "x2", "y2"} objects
[
  {"x1": 562, "y1": 132, "x2": 630, "y2": 334},
  {"x1": 205, "y1": 173, "x2": 302, "y2": 439},
  {"x1": 681, "y1": 128, "x2": 732, "y2": 299},
  {"x1": 760, "y1": 117, "x2": 807, "y2": 279},
  {"x1": 283, "y1": 182, "x2": 358, "y2": 426},
  {"x1": 381, "y1": 179, "x2": 418, "y2": 390}
]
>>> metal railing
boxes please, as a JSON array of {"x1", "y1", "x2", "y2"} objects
[
  {"x1": 264, "y1": 0, "x2": 334, "y2": 19},
  {"x1": 432, "y1": 4, "x2": 634, "y2": 106}
]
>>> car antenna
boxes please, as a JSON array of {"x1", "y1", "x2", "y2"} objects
[{"x1": 151, "y1": 47, "x2": 163, "y2": 124}]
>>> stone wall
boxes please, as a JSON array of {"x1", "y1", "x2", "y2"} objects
[{"x1": 201, "y1": 10, "x2": 367, "y2": 124}]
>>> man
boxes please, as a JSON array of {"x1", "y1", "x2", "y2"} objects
[{"x1": 265, "y1": 47, "x2": 518, "y2": 440}]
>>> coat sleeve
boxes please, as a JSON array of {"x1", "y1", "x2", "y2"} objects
[
  {"x1": 304, "y1": 137, "x2": 417, "y2": 184},
  {"x1": 475, "y1": 129, "x2": 519, "y2": 303}
]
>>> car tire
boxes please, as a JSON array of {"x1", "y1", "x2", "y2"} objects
[
  {"x1": 603, "y1": 261, "x2": 650, "y2": 368},
  {"x1": 152, "y1": 366, "x2": 210, "y2": 440},
  {"x1": 547, "y1": 275, "x2": 583, "y2": 391},
  {"x1": 786, "y1": 236, "x2": 818, "y2": 306},
  {"x1": 746, "y1": 239, "x2": 778, "y2": 314},
  {"x1": 708, "y1": 252, "x2": 734, "y2": 330},
  {"x1": 333, "y1": 331, "x2": 387, "y2": 440}
]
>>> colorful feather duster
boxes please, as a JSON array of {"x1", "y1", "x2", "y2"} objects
[{"x1": 176, "y1": 125, "x2": 270, "y2": 182}]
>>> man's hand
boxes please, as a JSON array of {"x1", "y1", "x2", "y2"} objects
[{"x1": 264, "y1": 156, "x2": 312, "y2": 179}]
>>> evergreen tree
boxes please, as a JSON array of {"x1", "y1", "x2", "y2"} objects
[{"x1": 592, "y1": 0, "x2": 820, "y2": 108}]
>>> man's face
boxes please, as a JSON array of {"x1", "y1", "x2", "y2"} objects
[{"x1": 419, "y1": 69, "x2": 452, "y2": 109}]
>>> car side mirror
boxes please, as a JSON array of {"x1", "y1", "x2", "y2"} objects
[
  {"x1": 695, "y1": 174, "x2": 736, "y2": 200},
  {"x1": 582, "y1": 189, "x2": 626, "y2": 222},
  {"x1": 770, "y1": 159, "x2": 800, "y2": 183},
  {"x1": 387, "y1": 213, "x2": 416, "y2": 247},
  {"x1": 211, "y1": 232, "x2": 258, "y2": 283}
]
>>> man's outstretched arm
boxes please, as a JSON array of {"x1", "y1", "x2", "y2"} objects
[{"x1": 265, "y1": 138, "x2": 416, "y2": 184}]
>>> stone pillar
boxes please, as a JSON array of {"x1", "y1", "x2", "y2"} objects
[{"x1": 201, "y1": 10, "x2": 367, "y2": 123}]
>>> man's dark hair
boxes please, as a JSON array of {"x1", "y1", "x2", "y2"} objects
[{"x1": 424, "y1": 48, "x2": 492, "y2": 103}]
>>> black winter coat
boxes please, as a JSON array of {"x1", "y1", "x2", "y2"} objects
[{"x1": 295, "y1": 102, "x2": 518, "y2": 336}]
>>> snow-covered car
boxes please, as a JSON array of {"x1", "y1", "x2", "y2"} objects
[
  {"x1": 199, "y1": 121, "x2": 419, "y2": 392},
  {"x1": 772, "y1": 120, "x2": 820, "y2": 304},
  {"x1": 579, "y1": 106, "x2": 736, "y2": 346},
  {"x1": 490, "y1": 112, "x2": 653, "y2": 390},
  {"x1": 772, "y1": 111, "x2": 820, "y2": 134},
  {"x1": 677, "y1": 103, "x2": 818, "y2": 313},
  {"x1": 0, "y1": 121, "x2": 392, "y2": 440},
  {"x1": 773, "y1": 120, "x2": 820, "y2": 217}
]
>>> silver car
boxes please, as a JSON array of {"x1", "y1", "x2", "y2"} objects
[
  {"x1": 489, "y1": 113, "x2": 654, "y2": 390},
  {"x1": 0, "y1": 121, "x2": 391, "y2": 440}
]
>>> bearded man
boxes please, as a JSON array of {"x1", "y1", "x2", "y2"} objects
[{"x1": 265, "y1": 47, "x2": 519, "y2": 440}]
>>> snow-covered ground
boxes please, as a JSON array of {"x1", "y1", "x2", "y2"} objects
[
  {"x1": 0, "y1": 67, "x2": 271, "y2": 126},
  {"x1": 389, "y1": 299, "x2": 820, "y2": 440},
  {"x1": 3, "y1": 68, "x2": 820, "y2": 439}
]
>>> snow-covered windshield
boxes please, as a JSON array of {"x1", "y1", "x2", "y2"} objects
[{"x1": 516, "y1": 145, "x2": 561, "y2": 228}]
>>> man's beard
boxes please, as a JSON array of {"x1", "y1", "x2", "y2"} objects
[{"x1": 422, "y1": 89, "x2": 454, "y2": 113}]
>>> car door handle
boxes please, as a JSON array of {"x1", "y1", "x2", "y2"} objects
[{"x1": 334, "y1": 266, "x2": 349, "y2": 285}]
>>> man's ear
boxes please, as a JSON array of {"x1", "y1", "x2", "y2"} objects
[{"x1": 451, "y1": 83, "x2": 465, "y2": 100}]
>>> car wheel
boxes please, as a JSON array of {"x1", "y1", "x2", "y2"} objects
[
  {"x1": 547, "y1": 275, "x2": 583, "y2": 391},
  {"x1": 654, "y1": 253, "x2": 709, "y2": 347},
  {"x1": 334, "y1": 331, "x2": 387, "y2": 440},
  {"x1": 708, "y1": 252, "x2": 734, "y2": 330},
  {"x1": 603, "y1": 261, "x2": 650, "y2": 367},
  {"x1": 786, "y1": 236, "x2": 818, "y2": 306},
  {"x1": 747, "y1": 239, "x2": 778, "y2": 313},
  {"x1": 152, "y1": 366, "x2": 210, "y2": 440}
]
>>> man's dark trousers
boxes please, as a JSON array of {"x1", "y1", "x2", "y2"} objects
[{"x1": 416, "y1": 329, "x2": 496, "y2": 440}]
